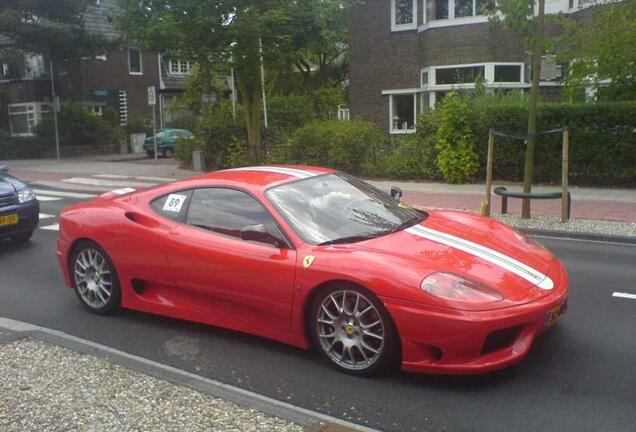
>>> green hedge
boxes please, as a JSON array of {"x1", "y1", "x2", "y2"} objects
[
  {"x1": 471, "y1": 101, "x2": 636, "y2": 185},
  {"x1": 0, "y1": 130, "x2": 53, "y2": 159}
]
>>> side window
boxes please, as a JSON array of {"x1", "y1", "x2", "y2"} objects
[
  {"x1": 186, "y1": 188, "x2": 287, "y2": 247},
  {"x1": 150, "y1": 190, "x2": 192, "y2": 221}
]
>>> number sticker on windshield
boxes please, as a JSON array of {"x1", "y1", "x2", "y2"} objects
[{"x1": 163, "y1": 194, "x2": 187, "y2": 213}]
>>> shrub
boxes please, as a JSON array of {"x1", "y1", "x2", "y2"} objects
[
  {"x1": 287, "y1": 120, "x2": 385, "y2": 175},
  {"x1": 175, "y1": 136, "x2": 204, "y2": 169},
  {"x1": 197, "y1": 101, "x2": 247, "y2": 169},
  {"x1": 0, "y1": 130, "x2": 52, "y2": 159},
  {"x1": 36, "y1": 103, "x2": 120, "y2": 148},
  {"x1": 471, "y1": 101, "x2": 636, "y2": 185},
  {"x1": 435, "y1": 93, "x2": 479, "y2": 183}
]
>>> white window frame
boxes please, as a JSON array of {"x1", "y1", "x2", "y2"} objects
[
  {"x1": 24, "y1": 53, "x2": 45, "y2": 79},
  {"x1": 168, "y1": 60, "x2": 193, "y2": 75},
  {"x1": 128, "y1": 48, "x2": 143, "y2": 75},
  {"x1": 1, "y1": 63, "x2": 9, "y2": 78},
  {"x1": 420, "y1": 0, "x2": 489, "y2": 32},
  {"x1": 420, "y1": 62, "x2": 526, "y2": 108},
  {"x1": 391, "y1": 0, "x2": 418, "y2": 32},
  {"x1": 383, "y1": 90, "x2": 420, "y2": 134},
  {"x1": 8, "y1": 102, "x2": 49, "y2": 137}
]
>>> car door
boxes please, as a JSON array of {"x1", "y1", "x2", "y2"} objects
[{"x1": 167, "y1": 187, "x2": 297, "y2": 334}]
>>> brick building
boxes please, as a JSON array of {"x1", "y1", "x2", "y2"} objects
[
  {"x1": 0, "y1": 0, "x2": 189, "y2": 137},
  {"x1": 347, "y1": 0, "x2": 606, "y2": 134}
]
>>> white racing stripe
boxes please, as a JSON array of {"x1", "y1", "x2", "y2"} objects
[
  {"x1": 224, "y1": 166, "x2": 318, "y2": 179},
  {"x1": 406, "y1": 225, "x2": 554, "y2": 290},
  {"x1": 612, "y1": 292, "x2": 636, "y2": 300}
]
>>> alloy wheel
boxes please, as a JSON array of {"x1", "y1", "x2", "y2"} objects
[{"x1": 73, "y1": 248, "x2": 113, "y2": 309}]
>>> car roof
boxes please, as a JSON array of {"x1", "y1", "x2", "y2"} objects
[{"x1": 183, "y1": 165, "x2": 336, "y2": 191}]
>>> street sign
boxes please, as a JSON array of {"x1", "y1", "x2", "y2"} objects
[{"x1": 147, "y1": 86, "x2": 156, "y2": 106}]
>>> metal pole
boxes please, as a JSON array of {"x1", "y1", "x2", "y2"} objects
[
  {"x1": 561, "y1": 127, "x2": 569, "y2": 223},
  {"x1": 152, "y1": 103, "x2": 158, "y2": 161},
  {"x1": 230, "y1": 67, "x2": 237, "y2": 120},
  {"x1": 481, "y1": 128, "x2": 495, "y2": 217},
  {"x1": 49, "y1": 61, "x2": 60, "y2": 160},
  {"x1": 259, "y1": 38, "x2": 268, "y2": 128}
]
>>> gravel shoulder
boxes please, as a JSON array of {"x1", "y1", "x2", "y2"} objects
[
  {"x1": 492, "y1": 214, "x2": 636, "y2": 238},
  {"x1": 0, "y1": 338, "x2": 303, "y2": 432}
]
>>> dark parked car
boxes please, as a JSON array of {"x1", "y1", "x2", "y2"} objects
[
  {"x1": 143, "y1": 129, "x2": 194, "y2": 158},
  {"x1": 0, "y1": 166, "x2": 39, "y2": 242}
]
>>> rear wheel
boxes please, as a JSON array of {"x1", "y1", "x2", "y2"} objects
[
  {"x1": 311, "y1": 285, "x2": 397, "y2": 376},
  {"x1": 146, "y1": 150, "x2": 153, "y2": 157},
  {"x1": 164, "y1": 148, "x2": 174, "y2": 159},
  {"x1": 71, "y1": 241, "x2": 121, "y2": 315}
]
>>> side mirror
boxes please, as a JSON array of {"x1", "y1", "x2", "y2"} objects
[
  {"x1": 240, "y1": 224, "x2": 282, "y2": 247},
  {"x1": 390, "y1": 186, "x2": 403, "y2": 201},
  {"x1": 0, "y1": 165, "x2": 8, "y2": 176}
]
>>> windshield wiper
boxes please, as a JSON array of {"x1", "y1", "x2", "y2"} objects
[{"x1": 318, "y1": 234, "x2": 382, "y2": 246}]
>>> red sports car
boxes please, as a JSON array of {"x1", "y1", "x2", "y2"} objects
[{"x1": 57, "y1": 166, "x2": 568, "y2": 376}]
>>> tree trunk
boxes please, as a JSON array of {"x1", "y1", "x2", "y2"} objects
[
  {"x1": 199, "y1": 60, "x2": 212, "y2": 115},
  {"x1": 236, "y1": 68, "x2": 263, "y2": 164},
  {"x1": 521, "y1": 0, "x2": 545, "y2": 219}
]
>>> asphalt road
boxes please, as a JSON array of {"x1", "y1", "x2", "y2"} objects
[{"x1": 1, "y1": 191, "x2": 635, "y2": 432}]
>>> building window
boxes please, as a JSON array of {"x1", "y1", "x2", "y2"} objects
[
  {"x1": 390, "y1": 94, "x2": 417, "y2": 134},
  {"x1": 87, "y1": 105, "x2": 104, "y2": 116},
  {"x1": 337, "y1": 105, "x2": 350, "y2": 121},
  {"x1": 24, "y1": 54, "x2": 45, "y2": 78},
  {"x1": 169, "y1": 60, "x2": 193, "y2": 75},
  {"x1": 391, "y1": 0, "x2": 417, "y2": 31},
  {"x1": 8, "y1": 103, "x2": 48, "y2": 137},
  {"x1": 1, "y1": 63, "x2": 8, "y2": 78},
  {"x1": 128, "y1": 48, "x2": 143, "y2": 74},
  {"x1": 494, "y1": 64, "x2": 522, "y2": 82},
  {"x1": 425, "y1": 0, "x2": 490, "y2": 25},
  {"x1": 435, "y1": 65, "x2": 485, "y2": 85}
]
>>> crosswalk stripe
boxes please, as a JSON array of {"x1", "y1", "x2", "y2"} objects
[
  {"x1": 32, "y1": 189, "x2": 96, "y2": 199},
  {"x1": 36, "y1": 195, "x2": 63, "y2": 202},
  {"x1": 40, "y1": 223, "x2": 59, "y2": 231},
  {"x1": 93, "y1": 174, "x2": 176, "y2": 182},
  {"x1": 62, "y1": 177, "x2": 157, "y2": 188},
  {"x1": 39, "y1": 213, "x2": 54, "y2": 219}
]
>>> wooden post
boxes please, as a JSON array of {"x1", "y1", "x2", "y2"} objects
[
  {"x1": 481, "y1": 128, "x2": 495, "y2": 217},
  {"x1": 561, "y1": 127, "x2": 569, "y2": 223}
]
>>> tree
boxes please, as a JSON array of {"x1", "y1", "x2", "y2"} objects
[
  {"x1": 491, "y1": 0, "x2": 546, "y2": 219},
  {"x1": 116, "y1": 0, "x2": 352, "y2": 164},
  {"x1": 560, "y1": 0, "x2": 636, "y2": 101},
  {"x1": 0, "y1": 0, "x2": 112, "y2": 60}
]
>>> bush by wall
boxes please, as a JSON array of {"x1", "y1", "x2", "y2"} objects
[
  {"x1": 0, "y1": 130, "x2": 52, "y2": 159},
  {"x1": 36, "y1": 103, "x2": 121, "y2": 148},
  {"x1": 471, "y1": 101, "x2": 636, "y2": 185},
  {"x1": 286, "y1": 120, "x2": 385, "y2": 175}
]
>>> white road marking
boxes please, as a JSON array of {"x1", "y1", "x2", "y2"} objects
[
  {"x1": 35, "y1": 195, "x2": 63, "y2": 202},
  {"x1": 40, "y1": 223, "x2": 59, "y2": 231},
  {"x1": 39, "y1": 213, "x2": 54, "y2": 219},
  {"x1": 62, "y1": 177, "x2": 157, "y2": 188},
  {"x1": 93, "y1": 174, "x2": 175, "y2": 182},
  {"x1": 32, "y1": 189, "x2": 96, "y2": 199},
  {"x1": 612, "y1": 292, "x2": 636, "y2": 300}
]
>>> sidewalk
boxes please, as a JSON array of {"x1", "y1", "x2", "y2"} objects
[{"x1": 2, "y1": 157, "x2": 635, "y2": 222}]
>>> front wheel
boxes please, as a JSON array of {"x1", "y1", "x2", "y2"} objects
[
  {"x1": 311, "y1": 285, "x2": 398, "y2": 376},
  {"x1": 71, "y1": 241, "x2": 121, "y2": 315}
]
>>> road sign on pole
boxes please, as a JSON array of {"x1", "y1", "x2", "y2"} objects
[{"x1": 148, "y1": 86, "x2": 157, "y2": 161}]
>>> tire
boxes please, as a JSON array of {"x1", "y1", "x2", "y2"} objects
[
  {"x1": 11, "y1": 230, "x2": 33, "y2": 243},
  {"x1": 70, "y1": 241, "x2": 121, "y2": 315},
  {"x1": 310, "y1": 284, "x2": 398, "y2": 376},
  {"x1": 146, "y1": 150, "x2": 153, "y2": 157},
  {"x1": 164, "y1": 148, "x2": 174, "y2": 159}
]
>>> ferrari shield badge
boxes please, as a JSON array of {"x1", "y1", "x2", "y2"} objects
[{"x1": 303, "y1": 255, "x2": 316, "y2": 269}]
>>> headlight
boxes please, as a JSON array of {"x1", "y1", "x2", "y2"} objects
[
  {"x1": 17, "y1": 188, "x2": 36, "y2": 203},
  {"x1": 421, "y1": 272, "x2": 503, "y2": 303}
]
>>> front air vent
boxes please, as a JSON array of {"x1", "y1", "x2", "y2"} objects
[{"x1": 0, "y1": 193, "x2": 17, "y2": 208}]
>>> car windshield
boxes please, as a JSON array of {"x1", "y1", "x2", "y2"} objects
[{"x1": 266, "y1": 173, "x2": 426, "y2": 245}]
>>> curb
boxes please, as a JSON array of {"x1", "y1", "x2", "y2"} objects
[
  {"x1": 0, "y1": 317, "x2": 378, "y2": 432},
  {"x1": 522, "y1": 228, "x2": 636, "y2": 245}
]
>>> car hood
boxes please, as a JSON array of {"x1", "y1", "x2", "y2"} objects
[
  {"x1": 0, "y1": 177, "x2": 18, "y2": 195},
  {"x1": 351, "y1": 210, "x2": 557, "y2": 306}
]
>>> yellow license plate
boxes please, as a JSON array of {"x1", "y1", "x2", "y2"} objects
[
  {"x1": 0, "y1": 213, "x2": 19, "y2": 227},
  {"x1": 545, "y1": 301, "x2": 567, "y2": 327}
]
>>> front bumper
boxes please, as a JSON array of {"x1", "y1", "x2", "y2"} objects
[
  {"x1": 384, "y1": 261, "x2": 569, "y2": 374},
  {"x1": 0, "y1": 199, "x2": 40, "y2": 239}
]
